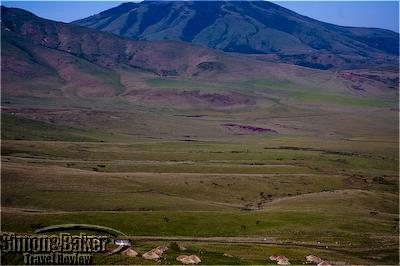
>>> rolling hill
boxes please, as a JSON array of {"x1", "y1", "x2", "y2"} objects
[
  {"x1": 1, "y1": 4, "x2": 399, "y2": 265},
  {"x1": 1, "y1": 5, "x2": 398, "y2": 139},
  {"x1": 1, "y1": 6, "x2": 311, "y2": 98},
  {"x1": 74, "y1": 0, "x2": 399, "y2": 70},
  {"x1": 2, "y1": 6, "x2": 397, "y2": 101}
]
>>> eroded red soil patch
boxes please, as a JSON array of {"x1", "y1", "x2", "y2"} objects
[{"x1": 222, "y1": 123, "x2": 277, "y2": 133}]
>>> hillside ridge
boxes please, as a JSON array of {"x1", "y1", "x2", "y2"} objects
[{"x1": 73, "y1": 0, "x2": 399, "y2": 70}]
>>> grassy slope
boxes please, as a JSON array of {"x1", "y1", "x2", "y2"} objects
[
  {"x1": 1, "y1": 112, "x2": 133, "y2": 142},
  {"x1": 1, "y1": 71, "x2": 398, "y2": 264},
  {"x1": 2, "y1": 37, "x2": 126, "y2": 98},
  {"x1": 1, "y1": 138, "x2": 398, "y2": 264}
]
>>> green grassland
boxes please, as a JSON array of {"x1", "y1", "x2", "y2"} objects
[
  {"x1": 1, "y1": 137, "x2": 398, "y2": 264},
  {"x1": 1, "y1": 73, "x2": 399, "y2": 264}
]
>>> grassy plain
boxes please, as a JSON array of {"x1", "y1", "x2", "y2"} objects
[{"x1": 1, "y1": 72, "x2": 398, "y2": 264}]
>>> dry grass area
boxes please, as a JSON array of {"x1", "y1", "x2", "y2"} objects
[
  {"x1": 1, "y1": 73, "x2": 398, "y2": 264},
  {"x1": 1, "y1": 134, "x2": 398, "y2": 264}
]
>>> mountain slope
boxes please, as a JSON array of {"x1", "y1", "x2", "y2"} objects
[
  {"x1": 2, "y1": 6, "x2": 341, "y2": 99},
  {"x1": 74, "y1": 1, "x2": 399, "y2": 70},
  {"x1": 0, "y1": 6, "x2": 398, "y2": 151},
  {"x1": 2, "y1": 6, "x2": 397, "y2": 104},
  {"x1": 0, "y1": 6, "x2": 266, "y2": 97}
]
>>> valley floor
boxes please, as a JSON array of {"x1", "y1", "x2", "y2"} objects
[
  {"x1": 1, "y1": 137, "x2": 398, "y2": 265},
  {"x1": 1, "y1": 72, "x2": 399, "y2": 264}
]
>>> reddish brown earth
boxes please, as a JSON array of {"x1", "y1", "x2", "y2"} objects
[
  {"x1": 222, "y1": 123, "x2": 277, "y2": 133},
  {"x1": 338, "y1": 70, "x2": 399, "y2": 94},
  {"x1": 125, "y1": 89, "x2": 254, "y2": 107}
]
